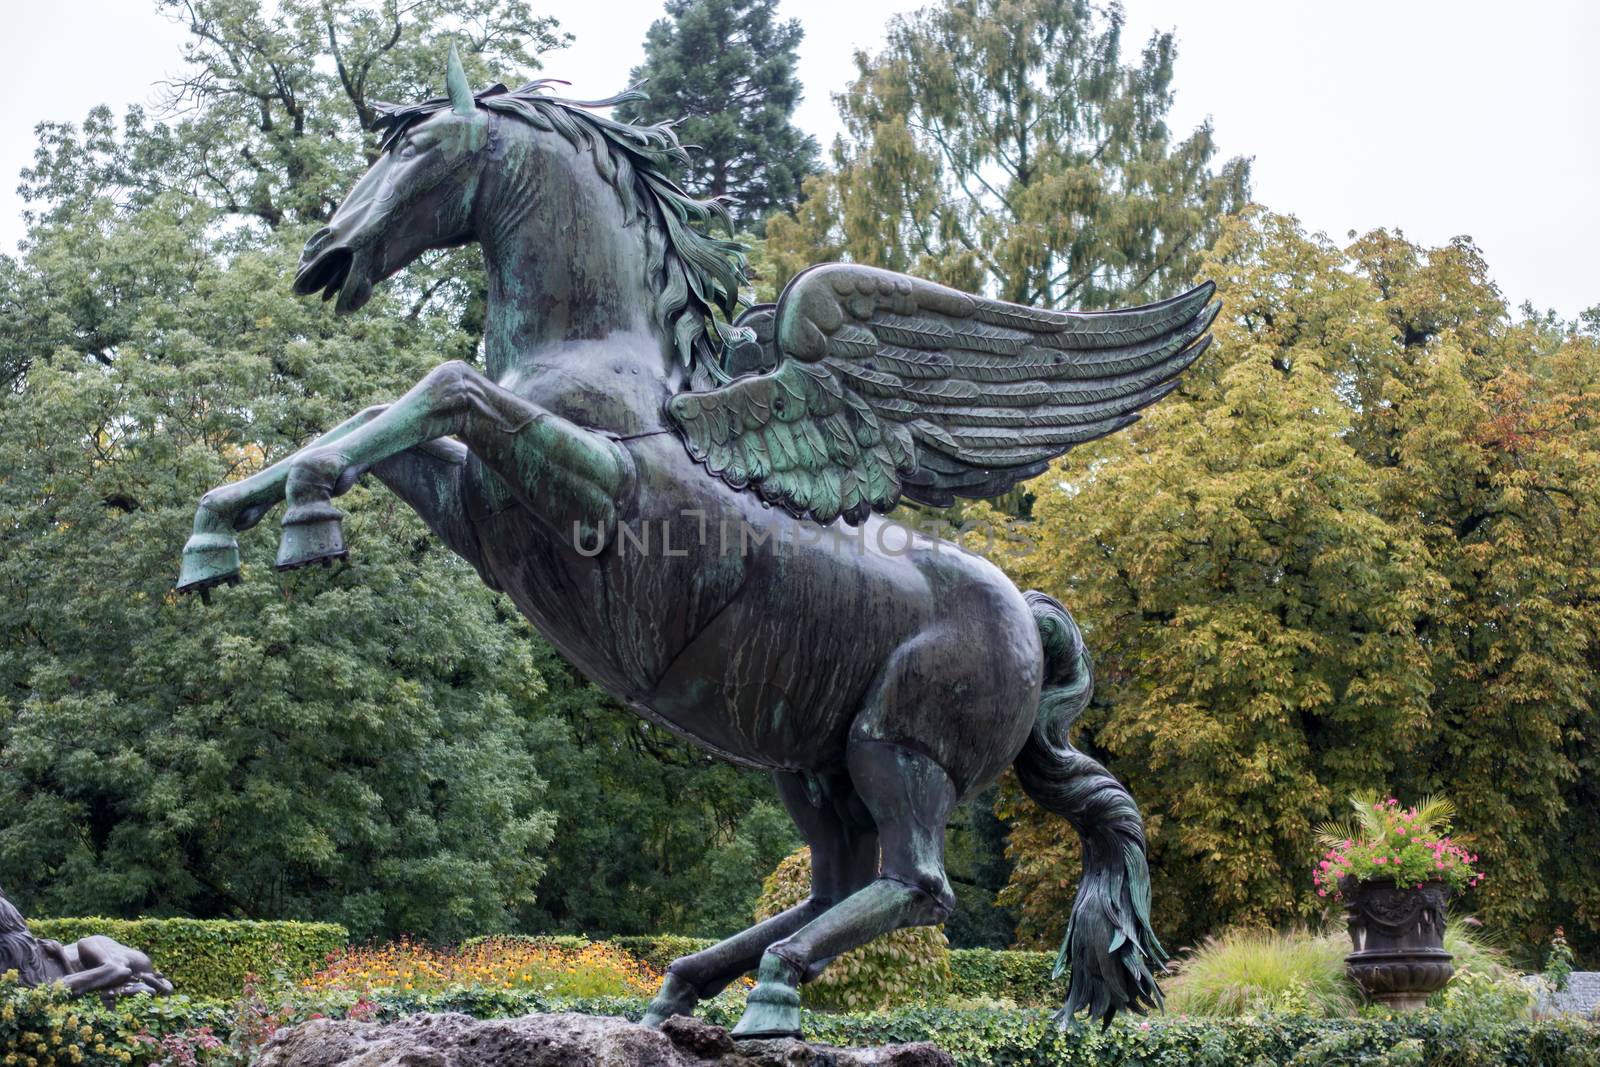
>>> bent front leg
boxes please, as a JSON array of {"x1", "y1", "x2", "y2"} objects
[
  {"x1": 178, "y1": 404, "x2": 401, "y2": 594},
  {"x1": 177, "y1": 404, "x2": 468, "y2": 594},
  {"x1": 276, "y1": 360, "x2": 631, "y2": 570}
]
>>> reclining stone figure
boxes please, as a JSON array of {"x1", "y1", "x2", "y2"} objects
[{"x1": 0, "y1": 889, "x2": 172, "y2": 999}]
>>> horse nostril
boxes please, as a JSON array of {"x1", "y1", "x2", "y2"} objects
[{"x1": 303, "y1": 227, "x2": 335, "y2": 257}]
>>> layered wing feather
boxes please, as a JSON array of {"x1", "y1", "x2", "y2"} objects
[{"x1": 669, "y1": 263, "x2": 1218, "y2": 525}]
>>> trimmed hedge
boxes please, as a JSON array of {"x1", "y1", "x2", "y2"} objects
[
  {"x1": 603, "y1": 939, "x2": 1065, "y2": 1008},
  {"x1": 28, "y1": 917, "x2": 347, "y2": 1000},
  {"x1": 7, "y1": 977, "x2": 1599, "y2": 1067},
  {"x1": 948, "y1": 948, "x2": 1063, "y2": 1007},
  {"x1": 23, "y1": 919, "x2": 1066, "y2": 1007}
]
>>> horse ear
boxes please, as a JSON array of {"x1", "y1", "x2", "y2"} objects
[{"x1": 446, "y1": 44, "x2": 475, "y2": 115}]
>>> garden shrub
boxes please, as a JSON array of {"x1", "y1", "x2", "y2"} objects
[
  {"x1": 27, "y1": 918, "x2": 347, "y2": 1001},
  {"x1": 610, "y1": 935, "x2": 717, "y2": 974},
  {"x1": 0, "y1": 973, "x2": 140, "y2": 1067},
  {"x1": 755, "y1": 848, "x2": 950, "y2": 1012},
  {"x1": 0, "y1": 972, "x2": 233, "y2": 1066}
]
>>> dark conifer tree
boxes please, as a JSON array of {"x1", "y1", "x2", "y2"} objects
[{"x1": 617, "y1": 0, "x2": 819, "y2": 233}]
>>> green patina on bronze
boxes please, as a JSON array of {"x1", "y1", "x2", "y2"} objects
[{"x1": 176, "y1": 48, "x2": 1217, "y2": 1039}]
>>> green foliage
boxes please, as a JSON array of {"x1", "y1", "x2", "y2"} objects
[
  {"x1": 26, "y1": 918, "x2": 345, "y2": 1001},
  {"x1": 1160, "y1": 920, "x2": 1521, "y2": 1021},
  {"x1": 0, "y1": 972, "x2": 143, "y2": 1067},
  {"x1": 1437, "y1": 968, "x2": 1536, "y2": 1026},
  {"x1": 946, "y1": 949, "x2": 1062, "y2": 1007},
  {"x1": 1546, "y1": 929, "x2": 1577, "y2": 994},
  {"x1": 996, "y1": 208, "x2": 1600, "y2": 959},
  {"x1": 941, "y1": 787, "x2": 1019, "y2": 950},
  {"x1": 755, "y1": 848, "x2": 950, "y2": 1012},
  {"x1": 1444, "y1": 921, "x2": 1520, "y2": 985},
  {"x1": 1165, "y1": 928, "x2": 1359, "y2": 1018},
  {"x1": 766, "y1": 0, "x2": 1249, "y2": 303},
  {"x1": 615, "y1": 0, "x2": 818, "y2": 232},
  {"x1": 518, "y1": 659, "x2": 800, "y2": 938},
  {"x1": 19, "y1": 0, "x2": 565, "y2": 235}
]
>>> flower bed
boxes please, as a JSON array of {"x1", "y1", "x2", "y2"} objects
[{"x1": 302, "y1": 936, "x2": 661, "y2": 999}]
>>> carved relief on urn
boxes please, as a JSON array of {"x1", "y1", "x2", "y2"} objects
[{"x1": 1341, "y1": 877, "x2": 1454, "y2": 1010}]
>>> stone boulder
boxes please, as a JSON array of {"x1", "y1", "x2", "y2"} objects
[{"x1": 253, "y1": 1011, "x2": 954, "y2": 1066}]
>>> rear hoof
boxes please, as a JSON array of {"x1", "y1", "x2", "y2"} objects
[
  {"x1": 641, "y1": 971, "x2": 700, "y2": 1029},
  {"x1": 177, "y1": 531, "x2": 241, "y2": 597},
  {"x1": 731, "y1": 954, "x2": 802, "y2": 1041},
  {"x1": 277, "y1": 502, "x2": 348, "y2": 571}
]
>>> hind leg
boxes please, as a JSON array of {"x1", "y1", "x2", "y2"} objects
[
  {"x1": 642, "y1": 767, "x2": 877, "y2": 1027},
  {"x1": 732, "y1": 741, "x2": 956, "y2": 1040}
]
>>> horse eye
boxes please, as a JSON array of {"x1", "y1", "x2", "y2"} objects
[{"x1": 398, "y1": 143, "x2": 418, "y2": 160}]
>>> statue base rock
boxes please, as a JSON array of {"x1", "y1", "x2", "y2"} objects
[{"x1": 253, "y1": 1011, "x2": 954, "y2": 1067}]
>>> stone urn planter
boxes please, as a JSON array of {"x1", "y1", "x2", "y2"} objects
[{"x1": 1341, "y1": 877, "x2": 1454, "y2": 1010}]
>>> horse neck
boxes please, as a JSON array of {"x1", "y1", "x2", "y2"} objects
[{"x1": 476, "y1": 127, "x2": 683, "y2": 432}]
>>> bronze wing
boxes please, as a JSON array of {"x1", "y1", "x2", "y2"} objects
[{"x1": 668, "y1": 263, "x2": 1218, "y2": 525}]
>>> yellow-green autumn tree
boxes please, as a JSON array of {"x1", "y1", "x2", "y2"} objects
[{"x1": 996, "y1": 208, "x2": 1600, "y2": 957}]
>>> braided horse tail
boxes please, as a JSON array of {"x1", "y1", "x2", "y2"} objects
[{"x1": 1015, "y1": 591, "x2": 1164, "y2": 1026}]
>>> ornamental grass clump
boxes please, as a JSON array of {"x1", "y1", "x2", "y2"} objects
[
  {"x1": 1313, "y1": 793, "x2": 1481, "y2": 900},
  {"x1": 1163, "y1": 928, "x2": 1358, "y2": 1018},
  {"x1": 302, "y1": 936, "x2": 661, "y2": 999}
]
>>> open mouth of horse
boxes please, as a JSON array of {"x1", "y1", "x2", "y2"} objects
[{"x1": 293, "y1": 242, "x2": 373, "y2": 314}]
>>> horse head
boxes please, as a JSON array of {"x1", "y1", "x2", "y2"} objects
[
  {"x1": 296, "y1": 52, "x2": 748, "y2": 379},
  {"x1": 295, "y1": 47, "x2": 487, "y2": 314}
]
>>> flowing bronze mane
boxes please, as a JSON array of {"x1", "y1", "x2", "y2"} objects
[{"x1": 374, "y1": 81, "x2": 749, "y2": 370}]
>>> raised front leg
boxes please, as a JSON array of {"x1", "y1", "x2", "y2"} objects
[
  {"x1": 177, "y1": 405, "x2": 467, "y2": 595},
  {"x1": 274, "y1": 360, "x2": 631, "y2": 570}
]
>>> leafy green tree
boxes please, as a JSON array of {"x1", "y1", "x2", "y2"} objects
[
  {"x1": 766, "y1": 0, "x2": 1249, "y2": 304},
  {"x1": 0, "y1": 0, "x2": 575, "y2": 940},
  {"x1": 994, "y1": 208, "x2": 1600, "y2": 959},
  {"x1": 616, "y1": 0, "x2": 818, "y2": 232},
  {"x1": 0, "y1": 199, "x2": 553, "y2": 940}
]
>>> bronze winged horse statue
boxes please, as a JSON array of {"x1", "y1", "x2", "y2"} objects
[{"x1": 177, "y1": 50, "x2": 1217, "y2": 1037}]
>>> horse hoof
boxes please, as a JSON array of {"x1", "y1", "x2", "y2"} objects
[
  {"x1": 642, "y1": 972, "x2": 700, "y2": 1029},
  {"x1": 729, "y1": 979, "x2": 802, "y2": 1041},
  {"x1": 277, "y1": 501, "x2": 348, "y2": 571},
  {"x1": 177, "y1": 531, "x2": 242, "y2": 596}
]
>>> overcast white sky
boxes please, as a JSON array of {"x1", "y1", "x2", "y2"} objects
[{"x1": 2, "y1": 0, "x2": 1595, "y2": 318}]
